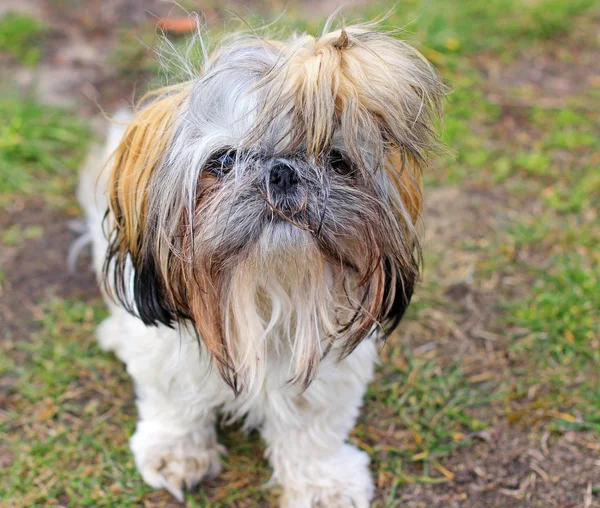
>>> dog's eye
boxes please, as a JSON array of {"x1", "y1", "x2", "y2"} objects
[
  {"x1": 329, "y1": 151, "x2": 353, "y2": 175},
  {"x1": 206, "y1": 150, "x2": 236, "y2": 176},
  {"x1": 218, "y1": 152, "x2": 235, "y2": 166}
]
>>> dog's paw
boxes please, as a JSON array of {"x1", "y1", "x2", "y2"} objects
[
  {"x1": 278, "y1": 444, "x2": 374, "y2": 508},
  {"x1": 281, "y1": 486, "x2": 371, "y2": 508},
  {"x1": 138, "y1": 449, "x2": 221, "y2": 502},
  {"x1": 131, "y1": 424, "x2": 224, "y2": 502}
]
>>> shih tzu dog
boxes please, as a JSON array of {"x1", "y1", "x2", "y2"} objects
[{"x1": 78, "y1": 20, "x2": 444, "y2": 507}]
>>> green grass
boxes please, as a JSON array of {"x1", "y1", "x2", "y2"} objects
[
  {"x1": 0, "y1": 96, "x2": 91, "y2": 208},
  {"x1": 0, "y1": 12, "x2": 46, "y2": 65},
  {"x1": 0, "y1": 299, "x2": 142, "y2": 505},
  {"x1": 1, "y1": 224, "x2": 44, "y2": 246},
  {"x1": 508, "y1": 256, "x2": 600, "y2": 404},
  {"x1": 476, "y1": 13, "x2": 600, "y2": 433},
  {"x1": 501, "y1": 167, "x2": 600, "y2": 428},
  {"x1": 363, "y1": 0, "x2": 596, "y2": 56},
  {"x1": 427, "y1": 74, "x2": 502, "y2": 186},
  {"x1": 361, "y1": 353, "x2": 488, "y2": 468}
]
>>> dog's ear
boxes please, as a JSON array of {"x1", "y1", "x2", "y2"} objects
[
  {"x1": 104, "y1": 86, "x2": 190, "y2": 327},
  {"x1": 385, "y1": 149, "x2": 424, "y2": 223},
  {"x1": 380, "y1": 256, "x2": 416, "y2": 338},
  {"x1": 379, "y1": 151, "x2": 422, "y2": 336},
  {"x1": 342, "y1": 152, "x2": 422, "y2": 350}
]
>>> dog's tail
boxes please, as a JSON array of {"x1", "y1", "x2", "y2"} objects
[{"x1": 68, "y1": 109, "x2": 132, "y2": 274}]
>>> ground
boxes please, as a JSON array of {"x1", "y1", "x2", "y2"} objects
[{"x1": 1, "y1": 1, "x2": 599, "y2": 507}]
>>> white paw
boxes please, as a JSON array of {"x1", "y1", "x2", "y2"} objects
[
  {"x1": 282, "y1": 486, "x2": 371, "y2": 508},
  {"x1": 278, "y1": 444, "x2": 374, "y2": 508},
  {"x1": 131, "y1": 423, "x2": 224, "y2": 502}
]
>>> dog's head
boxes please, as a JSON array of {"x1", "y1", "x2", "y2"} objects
[{"x1": 104, "y1": 26, "x2": 445, "y2": 393}]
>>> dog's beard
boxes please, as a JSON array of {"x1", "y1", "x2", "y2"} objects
[
  {"x1": 226, "y1": 226, "x2": 333, "y2": 393},
  {"x1": 151, "y1": 163, "x2": 414, "y2": 394}
]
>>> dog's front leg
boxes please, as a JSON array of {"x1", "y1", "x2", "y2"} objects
[
  {"x1": 261, "y1": 340, "x2": 378, "y2": 508},
  {"x1": 97, "y1": 312, "x2": 226, "y2": 501},
  {"x1": 130, "y1": 387, "x2": 225, "y2": 502}
]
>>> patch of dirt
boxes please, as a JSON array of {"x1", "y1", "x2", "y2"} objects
[
  {"x1": 476, "y1": 12, "x2": 600, "y2": 109},
  {"x1": 399, "y1": 427, "x2": 600, "y2": 508},
  {"x1": 0, "y1": 198, "x2": 97, "y2": 340},
  {"x1": 0, "y1": 0, "x2": 40, "y2": 17},
  {"x1": 404, "y1": 185, "x2": 513, "y2": 375},
  {"x1": 3, "y1": 0, "x2": 183, "y2": 113}
]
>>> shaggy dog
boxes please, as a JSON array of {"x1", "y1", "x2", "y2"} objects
[{"x1": 77, "y1": 21, "x2": 444, "y2": 506}]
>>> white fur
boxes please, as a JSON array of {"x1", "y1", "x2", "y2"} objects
[{"x1": 78, "y1": 119, "x2": 378, "y2": 505}]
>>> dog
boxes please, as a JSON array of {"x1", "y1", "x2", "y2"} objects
[{"x1": 77, "y1": 20, "x2": 444, "y2": 507}]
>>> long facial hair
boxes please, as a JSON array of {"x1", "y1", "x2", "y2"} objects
[{"x1": 103, "y1": 24, "x2": 445, "y2": 394}]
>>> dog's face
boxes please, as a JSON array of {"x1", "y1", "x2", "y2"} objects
[{"x1": 105, "y1": 27, "x2": 445, "y2": 393}]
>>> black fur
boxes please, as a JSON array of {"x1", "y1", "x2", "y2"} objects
[
  {"x1": 103, "y1": 212, "x2": 180, "y2": 329},
  {"x1": 381, "y1": 258, "x2": 416, "y2": 337},
  {"x1": 132, "y1": 254, "x2": 179, "y2": 328}
]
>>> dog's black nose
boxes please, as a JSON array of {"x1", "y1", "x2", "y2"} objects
[{"x1": 269, "y1": 162, "x2": 298, "y2": 194}]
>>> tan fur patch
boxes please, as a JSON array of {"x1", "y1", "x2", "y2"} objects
[{"x1": 107, "y1": 85, "x2": 190, "y2": 259}]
